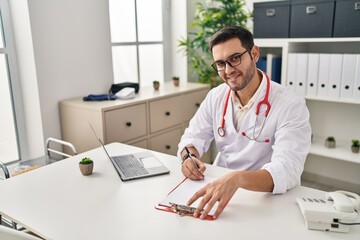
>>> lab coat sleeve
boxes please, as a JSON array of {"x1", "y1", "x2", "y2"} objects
[
  {"x1": 262, "y1": 95, "x2": 311, "y2": 194},
  {"x1": 177, "y1": 88, "x2": 218, "y2": 159}
]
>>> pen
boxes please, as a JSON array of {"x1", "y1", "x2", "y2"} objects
[{"x1": 184, "y1": 146, "x2": 204, "y2": 180}]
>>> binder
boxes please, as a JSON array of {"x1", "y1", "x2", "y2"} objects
[
  {"x1": 340, "y1": 54, "x2": 356, "y2": 100},
  {"x1": 287, "y1": 53, "x2": 297, "y2": 93},
  {"x1": 317, "y1": 54, "x2": 331, "y2": 98},
  {"x1": 354, "y1": 55, "x2": 360, "y2": 101},
  {"x1": 328, "y1": 54, "x2": 343, "y2": 99},
  {"x1": 155, "y1": 176, "x2": 218, "y2": 220},
  {"x1": 306, "y1": 54, "x2": 319, "y2": 97},
  {"x1": 257, "y1": 56, "x2": 267, "y2": 73},
  {"x1": 295, "y1": 53, "x2": 307, "y2": 96},
  {"x1": 271, "y1": 55, "x2": 282, "y2": 84}
]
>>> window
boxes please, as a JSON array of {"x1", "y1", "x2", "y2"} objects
[
  {"x1": 0, "y1": 0, "x2": 25, "y2": 164},
  {"x1": 109, "y1": 0, "x2": 169, "y2": 87}
]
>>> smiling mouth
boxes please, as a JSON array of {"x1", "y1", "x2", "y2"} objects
[{"x1": 226, "y1": 73, "x2": 241, "y2": 82}]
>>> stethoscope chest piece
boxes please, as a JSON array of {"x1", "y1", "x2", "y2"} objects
[{"x1": 217, "y1": 127, "x2": 225, "y2": 137}]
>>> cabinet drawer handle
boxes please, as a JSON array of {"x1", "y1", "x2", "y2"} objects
[
  {"x1": 195, "y1": 103, "x2": 200, "y2": 107},
  {"x1": 126, "y1": 122, "x2": 132, "y2": 127},
  {"x1": 355, "y1": 2, "x2": 360, "y2": 10},
  {"x1": 165, "y1": 111, "x2": 171, "y2": 116},
  {"x1": 306, "y1": 6, "x2": 316, "y2": 14},
  {"x1": 266, "y1": 8, "x2": 275, "y2": 17},
  {"x1": 165, "y1": 145, "x2": 171, "y2": 150}
]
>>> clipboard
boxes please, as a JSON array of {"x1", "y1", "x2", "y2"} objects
[{"x1": 155, "y1": 176, "x2": 218, "y2": 220}]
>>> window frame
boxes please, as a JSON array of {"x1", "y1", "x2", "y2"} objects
[
  {"x1": 0, "y1": 0, "x2": 28, "y2": 164},
  {"x1": 109, "y1": 0, "x2": 171, "y2": 86}
]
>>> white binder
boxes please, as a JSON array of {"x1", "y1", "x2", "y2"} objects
[
  {"x1": 306, "y1": 54, "x2": 319, "y2": 97},
  {"x1": 295, "y1": 53, "x2": 307, "y2": 96},
  {"x1": 354, "y1": 55, "x2": 360, "y2": 101},
  {"x1": 340, "y1": 54, "x2": 356, "y2": 100},
  {"x1": 287, "y1": 53, "x2": 297, "y2": 93},
  {"x1": 328, "y1": 54, "x2": 343, "y2": 99},
  {"x1": 317, "y1": 54, "x2": 331, "y2": 97}
]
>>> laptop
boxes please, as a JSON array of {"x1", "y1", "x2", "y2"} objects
[{"x1": 89, "y1": 123, "x2": 170, "y2": 181}]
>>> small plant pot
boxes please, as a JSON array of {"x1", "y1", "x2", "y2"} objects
[
  {"x1": 79, "y1": 162, "x2": 94, "y2": 176},
  {"x1": 153, "y1": 82, "x2": 160, "y2": 91},
  {"x1": 351, "y1": 146, "x2": 359, "y2": 153},
  {"x1": 325, "y1": 140, "x2": 336, "y2": 148},
  {"x1": 173, "y1": 79, "x2": 179, "y2": 87}
]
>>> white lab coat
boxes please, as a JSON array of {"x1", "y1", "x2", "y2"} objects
[{"x1": 178, "y1": 73, "x2": 312, "y2": 194}]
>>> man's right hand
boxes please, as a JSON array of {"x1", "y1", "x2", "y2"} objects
[{"x1": 181, "y1": 157, "x2": 206, "y2": 180}]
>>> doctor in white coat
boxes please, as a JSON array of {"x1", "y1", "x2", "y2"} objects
[{"x1": 178, "y1": 26, "x2": 311, "y2": 220}]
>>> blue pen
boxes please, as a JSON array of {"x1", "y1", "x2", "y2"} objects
[{"x1": 184, "y1": 146, "x2": 204, "y2": 179}]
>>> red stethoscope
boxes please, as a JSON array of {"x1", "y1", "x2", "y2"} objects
[{"x1": 217, "y1": 72, "x2": 271, "y2": 143}]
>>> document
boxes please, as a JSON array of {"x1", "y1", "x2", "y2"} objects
[
  {"x1": 156, "y1": 176, "x2": 218, "y2": 219},
  {"x1": 340, "y1": 54, "x2": 356, "y2": 100},
  {"x1": 328, "y1": 54, "x2": 343, "y2": 99},
  {"x1": 306, "y1": 53, "x2": 319, "y2": 97}
]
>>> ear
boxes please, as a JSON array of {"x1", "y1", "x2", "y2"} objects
[{"x1": 251, "y1": 46, "x2": 260, "y2": 62}]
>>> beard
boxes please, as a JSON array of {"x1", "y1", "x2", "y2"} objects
[{"x1": 222, "y1": 64, "x2": 256, "y2": 92}]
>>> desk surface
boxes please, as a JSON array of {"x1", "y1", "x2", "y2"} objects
[{"x1": 0, "y1": 143, "x2": 359, "y2": 240}]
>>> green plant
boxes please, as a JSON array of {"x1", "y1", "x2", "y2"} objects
[
  {"x1": 153, "y1": 80, "x2": 159, "y2": 84},
  {"x1": 80, "y1": 157, "x2": 93, "y2": 164},
  {"x1": 172, "y1": 76, "x2": 180, "y2": 80},
  {"x1": 352, "y1": 139, "x2": 359, "y2": 147},
  {"x1": 326, "y1": 136, "x2": 335, "y2": 142},
  {"x1": 178, "y1": 0, "x2": 251, "y2": 86}
]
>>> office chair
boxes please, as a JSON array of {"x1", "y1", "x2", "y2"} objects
[
  {"x1": 45, "y1": 137, "x2": 77, "y2": 163},
  {"x1": 0, "y1": 225, "x2": 41, "y2": 240}
]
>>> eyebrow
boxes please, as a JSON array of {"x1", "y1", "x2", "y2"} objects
[{"x1": 214, "y1": 51, "x2": 246, "y2": 63}]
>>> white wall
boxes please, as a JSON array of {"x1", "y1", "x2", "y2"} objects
[
  {"x1": 9, "y1": 0, "x2": 187, "y2": 159},
  {"x1": 10, "y1": 0, "x2": 114, "y2": 159}
]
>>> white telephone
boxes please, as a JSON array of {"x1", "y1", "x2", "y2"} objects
[{"x1": 296, "y1": 190, "x2": 360, "y2": 233}]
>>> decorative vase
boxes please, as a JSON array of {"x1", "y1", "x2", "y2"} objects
[
  {"x1": 79, "y1": 162, "x2": 94, "y2": 175},
  {"x1": 325, "y1": 140, "x2": 336, "y2": 148},
  {"x1": 153, "y1": 82, "x2": 160, "y2": 91},
  {"x1": 351, "y1": 146, "x2": 359, "y2": 153}
]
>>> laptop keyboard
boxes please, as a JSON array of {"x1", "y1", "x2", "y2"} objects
[{"x1": 112, "y1": 155, "x2": 149, "y2": 178}]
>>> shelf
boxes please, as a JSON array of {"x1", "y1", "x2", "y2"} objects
[
  {"x1": 305, "y1": 96, "x2": 360, "y2": 105},
  {"x1": 255, "y1": 37, "x2": 360, "y2": 44},
  {"x1": 310, "y1": 137, "x2": 360, "y2": 164}
]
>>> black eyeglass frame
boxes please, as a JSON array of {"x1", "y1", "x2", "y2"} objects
[{"x1": 211, "y1": 49, "x2": 250, "y2": 72}]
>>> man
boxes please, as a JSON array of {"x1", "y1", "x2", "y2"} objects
[{"x1": 177, "y1": 26, "x2": 311, "y2": 220}]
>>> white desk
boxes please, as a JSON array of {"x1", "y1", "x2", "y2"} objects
[{"x1": 0, "y1": 143, "x2": 359, "y2": 240}]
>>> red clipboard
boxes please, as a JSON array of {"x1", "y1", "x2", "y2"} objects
[{"x1": 155, "y1": 177, "x2": 217, "y2": 220}]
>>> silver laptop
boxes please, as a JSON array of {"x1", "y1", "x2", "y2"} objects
[{"x1": 89, "y1": 123, "x2": 170, "y2": 181}]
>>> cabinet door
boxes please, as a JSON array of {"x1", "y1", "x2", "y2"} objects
[
  {"x1": 149, "y1": 95, "x2": 183, "y2": 133},
  {"x1": 182, "y1": 89, "x2": 208, "y2": 122},
  {"x1": 104, "y1": 103, "x2": 147, "y2": 143},
  {"x1": 150, "y1": 128, "x2": 182, "y2": 156}
]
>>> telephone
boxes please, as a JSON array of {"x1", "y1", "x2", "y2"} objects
[{"x1": 296, "y1": 190, "x2": 360, "y2": 233}]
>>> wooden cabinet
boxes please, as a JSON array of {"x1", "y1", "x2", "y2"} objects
[{"x1": 60, "y1": 82, "x2": 210, "y2": 157}]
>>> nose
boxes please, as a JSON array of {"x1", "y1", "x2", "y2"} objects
[{"x1": 224, "y1": 62, "x2": 235, "y2": 74}]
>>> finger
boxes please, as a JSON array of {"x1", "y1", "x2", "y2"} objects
[
  {"x1": 187, "y1": 187, "x2": 206, "y2": 207},
  {"x1": 213, "y1": 200, "x2": 227, "y2": 220},
  {"x1": 200, "y1": 198, "x2": 217, "y2": 220},
  {"x1": 185, "y1": 159, "x2": 204, "y2": 180}
]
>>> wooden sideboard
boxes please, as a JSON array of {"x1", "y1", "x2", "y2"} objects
[{"x1": 59, "y1": 82, "x2": 210, "y2": 160}]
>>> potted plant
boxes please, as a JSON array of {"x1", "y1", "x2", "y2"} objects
[
  {"x1": 153, "y1": 80, "x2": 160, "y2": 91},
  {"x1": 172, "y1": 76, "x2": 180, "y2": 87},
  {"x1": 351, "y1": 139, "x2": 359, "y2": 153},
  {"x1": 178, "y1": 0, "x2": 251, "y2": 87},
  {"x1": 79, "y1": 157, "x2": 94, "y2": 176},
  {"x1": 325, "y1": 136, "x2": 336, "y2": 148}
]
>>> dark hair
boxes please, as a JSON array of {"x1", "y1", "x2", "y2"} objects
[{"x1": 209, "y1": 26, "x2": 254, "y2": 53}]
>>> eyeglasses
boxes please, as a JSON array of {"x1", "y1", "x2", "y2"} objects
[{"x1": 211, "y1": 50, "x2": 249, "y2": 72}]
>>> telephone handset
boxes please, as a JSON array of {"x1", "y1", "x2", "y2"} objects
[
  {"x1": 325, "y1": 190, "x2": 360, "y2": 213},
  {"x1": 296, "y1": 190, "x2": 360, "y2": 233}
]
